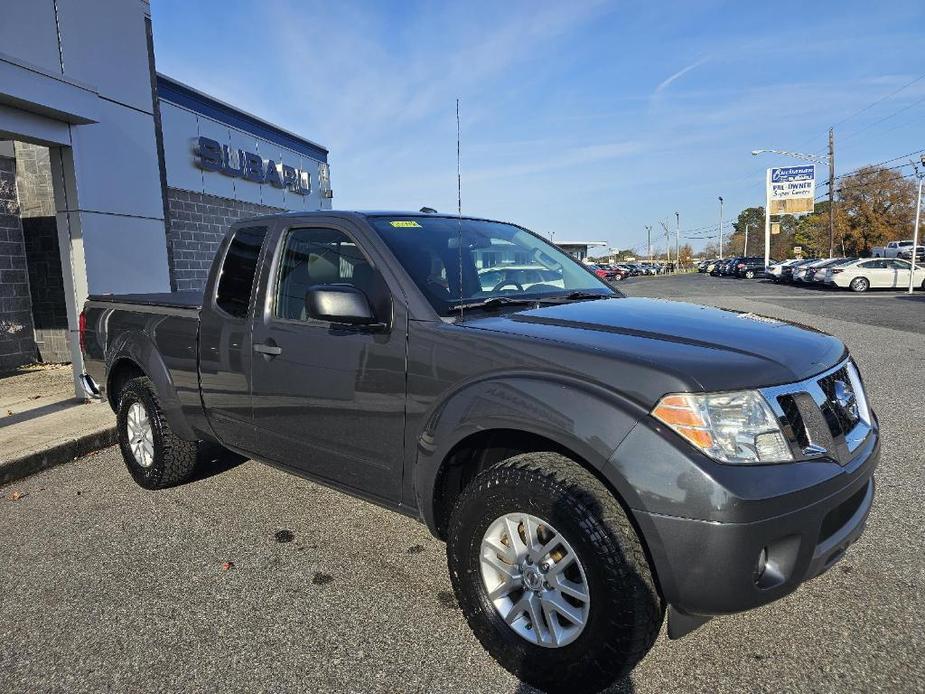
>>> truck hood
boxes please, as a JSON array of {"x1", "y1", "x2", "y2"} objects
[{"x1": 462, "y1": 297, "x2": 846, "y2": 394}]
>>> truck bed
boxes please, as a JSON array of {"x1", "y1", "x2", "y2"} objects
[{"x1": 87, "y1": 290, "x2": 203, "y2": 310}]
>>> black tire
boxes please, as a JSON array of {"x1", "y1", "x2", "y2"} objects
[
  {"x1": 447, "y1": 453, "x2": 663, "y2": 693},
  {"x1": 116, "y1": 376, "x2": 200, "y2": 489},
  {"x1": 850, "y1": 276, "x2": 869, "y2": 293}
]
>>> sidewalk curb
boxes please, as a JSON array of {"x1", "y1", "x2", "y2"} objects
[{"x1": 0, "y1": 426, "x2": 118, "y2": 486}]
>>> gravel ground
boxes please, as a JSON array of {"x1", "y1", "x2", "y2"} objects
[{"x1": 1, "y1": 274, "x2": 922, "y2": 693}]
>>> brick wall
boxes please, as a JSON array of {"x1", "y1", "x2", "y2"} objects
[
  {"x1": 13, "y1": 142, "x2": 55, "y2": 218},
  {"x1": 22, "y1": 217, "x2": 69, "y2": 362},
  {"x1": 0, "y1": 156, "x2": 37, "y2": 372},
  {"x1": 166, "y1": 188, "x2": 284, "y2": 291}
]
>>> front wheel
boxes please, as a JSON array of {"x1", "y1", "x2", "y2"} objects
[
  {"x1": 850, "y1": 277, "x2": 870, "y2": 293},
  {"x1": 744, "y1": 270, "x2": 755, "y2": 279},
  {"x1": 447, "y1": 453, "x2": 663, "y2": 693},
  {"x1": 117, "y1": 376, "x2": 201, "y2": 489}
]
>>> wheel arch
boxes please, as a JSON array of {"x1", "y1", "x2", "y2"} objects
[
  {"x1": 413, "y1": 374, "x2": 647, "y2": 540},
  {"x1": 105, "y1": 331, "x2": 198, "y2": 441}
]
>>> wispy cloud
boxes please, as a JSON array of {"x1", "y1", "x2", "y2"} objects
[
  {"x1": 467, "y1": 141, "x2": 643, "y2": 182},
  {"x1": 654, "y1": 57, "x2": 710, "y2": 94}
]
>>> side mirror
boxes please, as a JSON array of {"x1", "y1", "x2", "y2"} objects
[{"x1": 305, "y1": 285, "x2": 379, "y2": 326}]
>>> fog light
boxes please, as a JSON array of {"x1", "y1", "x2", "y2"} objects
[{"x1": 754, "y1": 547, "x2": 768, "y2": 583}]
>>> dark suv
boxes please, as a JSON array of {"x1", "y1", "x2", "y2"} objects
[{"x1": 734, "y1": 256, "x2": 774, "y2": 279}]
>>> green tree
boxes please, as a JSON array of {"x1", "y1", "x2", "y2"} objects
[{"x1": 727, "y1": 207, "x2": 765, "y2": 256}]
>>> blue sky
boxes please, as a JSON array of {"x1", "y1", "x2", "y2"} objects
[{"x1": 151, "y1": 1, "x2": 925, "y2": 253}]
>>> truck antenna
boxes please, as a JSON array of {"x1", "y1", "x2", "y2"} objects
[{"x1": 456, "y1": 98, "x2": 464, "y2": 319}]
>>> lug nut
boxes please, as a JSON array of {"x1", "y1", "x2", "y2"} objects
[{"x1": 540, "y1": 562, "x2": 550, "y2": 572}]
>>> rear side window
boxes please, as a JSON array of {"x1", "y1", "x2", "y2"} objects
[{"x1": 216, "y1": 225, "x2": 268, "y2": 318}]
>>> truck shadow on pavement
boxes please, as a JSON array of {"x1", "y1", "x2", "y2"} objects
[
  {"x1": 513, "y1": 676, "x2": 634, "y2": 693},
  {"x1": 188, "y1": 443, "x2": 247, "y2": 482}
]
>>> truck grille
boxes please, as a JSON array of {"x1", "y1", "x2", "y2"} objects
[{"x1": 761, "y1": 360, "x2": 873, "y2": 465}]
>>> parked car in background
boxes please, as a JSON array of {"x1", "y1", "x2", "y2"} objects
[
  {"x1": 719, "y1": 258, "x2": 741, "y2": 276},
  {"x1": 614, "y1": 263, "x2": 638, "y2": 277},
  {"x1": 793, "y1": 259, "x2": 834, "y2": 283},
  {"x1": 872, "y1": 240, "x2": 915, "y2": 258},
  {"x1": 812, "y1": 258, "x2": 857, "y2": 285},
  {"x1": 767, "y1": 259, "x2": 802, "y2": 282},
  {"x1": 734, "y1": 256, "x2": 775, "y2": 279},
  {"x1": 827, "y1": 257, "x2": 925, "y2": 292},
  {"x1": 585, "y1": 264, "x2": 618, "y2": 281},
  {"x1": 782, "y1": 259, "x2": 818, "y2": 283},
  {"x1": 598, "y1": 263, "x2": 629, "y2": 281},
  {"x1": 804, "y1": 258, "x2": 849, "y2": 284},
  {"x1": 897, "y1": 245, "x2": 925, "y2": 263}
]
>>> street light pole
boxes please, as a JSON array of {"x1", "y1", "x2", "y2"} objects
[
  {"x1": 718, "y1": 196, "x2": 724, "y2": 258},
  {"x1": 646, "y1": 225, "x2": 652, "y2": 262},
  {"x1": 744, "y1": 222, "x2": 750, "y2": 255},
  {"x1": 910, "y1": 172, "x2": 923, "y2": 295}
]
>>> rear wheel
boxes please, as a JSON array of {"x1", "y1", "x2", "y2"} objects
[
  {"x1": 447, "y1": 452, "x2": 663, "y2": 693},
  {"x1": 850, "y1": 277, "x2": 870, "y2": 293},
  {"x1": 744, "y1": 270, "x2": 755, "y2": 279},
  {"x1": 117, "y1": 376, "x2": 200, "y2": 489}
]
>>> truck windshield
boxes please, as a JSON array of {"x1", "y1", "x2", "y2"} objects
[{"x1": 368, "y1": 216, "x2": 614, "y2": 315}]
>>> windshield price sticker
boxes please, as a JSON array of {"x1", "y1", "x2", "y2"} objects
[{"x1": 389, "y1": 220, "x2": 422, "y2": 228}]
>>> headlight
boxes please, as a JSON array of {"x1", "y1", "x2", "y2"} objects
[{"x1": 652, "y1": 390, "x2": 793, "y2": 464}]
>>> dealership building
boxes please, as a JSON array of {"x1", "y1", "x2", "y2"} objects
[{"x1": 0, "y1": 1, "x2": 332, "y2": 391}]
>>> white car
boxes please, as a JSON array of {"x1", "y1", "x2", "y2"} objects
[
  {"x1": 792, "y1": 258, "x2": 834, "y2": 283},
  {"x1": 827, "y1": 258, "x2": 925, "y2": 292},
  {"x1": 813, "y1": 257, "x2": 857, "y2": 284},
  {"x1": 767, "y1": 258, "x2": 801, "y2": 282}
]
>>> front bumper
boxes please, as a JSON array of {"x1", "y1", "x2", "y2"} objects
[{"x1": 631, "y1": 430, "x2": 878, "y2": 619}]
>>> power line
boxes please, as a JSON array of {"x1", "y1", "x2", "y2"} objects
[
  {"x1": 830, "y1": 71, "x2": 925, "y2": 130},
  {"x1": 839, "y1": 94, "x2": 925, "y2": 144}
]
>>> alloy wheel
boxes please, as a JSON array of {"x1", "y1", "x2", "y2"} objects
[
  {"x1": 126, "y1": 401, "x2": 154, "y2": 468},
  {"x1": 480, "y1": 512, "x2": 590, "y2": 648}
]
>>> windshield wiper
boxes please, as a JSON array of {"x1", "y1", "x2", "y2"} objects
[
  {"x1": 449, "y1": 296, "x2": 542, "y2": 313},
  {"x1": 561, "y1": 291, "x2": 610, "y2": 301}
]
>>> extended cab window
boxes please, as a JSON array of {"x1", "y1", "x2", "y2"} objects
[
  {"x1": 216, "y1": 225, "x2": 268, "y2": 318},
  {"x1": 275, "y1": 227, "x2": 385, "y2": 321}
]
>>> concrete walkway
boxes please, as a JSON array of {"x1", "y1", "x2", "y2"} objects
[{"x1": 0, "y1": 364, "x2": 116, "y2": 484}]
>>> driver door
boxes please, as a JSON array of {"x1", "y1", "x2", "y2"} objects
[{"x1": 250, "y1": 223, "x2": 408, "y2": 502}]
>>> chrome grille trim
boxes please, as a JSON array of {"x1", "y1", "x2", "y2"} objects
[{"x1": 760, "y1": 359, "x2": 874, "y2": 465}]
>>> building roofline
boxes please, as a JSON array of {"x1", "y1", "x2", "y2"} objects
[{"x1": 156, "y1": 73, "x2": 329, "y2": 163}]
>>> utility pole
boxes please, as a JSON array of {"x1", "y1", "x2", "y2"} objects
[
  {"x1": 660, "y1": 222, "x2": 672, "y2": 267},
  {"x1": 718, "y1": 196, "x2": 724, "y2": 258},
  {"x1": 828, "y1": 128, "x2": 836, "y2": 258},
  {"x1": 744, "y1": 223, "x2": 750, "y2": 255},
  {"x1": 646, "y1": 225, "x2": 652, "y2": 262},
  {"x1": 675, "y1": 211, "x2": 680, "y2": 272}
]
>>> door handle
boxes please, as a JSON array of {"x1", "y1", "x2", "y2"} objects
[{"x1": 254, "y1": 343, "x2": 283, "y2": 356}]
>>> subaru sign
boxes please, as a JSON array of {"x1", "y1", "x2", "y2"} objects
[{"x1": 193, "y1": 136, "x2": 311, "y2": 195}]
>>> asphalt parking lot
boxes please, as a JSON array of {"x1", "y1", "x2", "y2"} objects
[{"x1": 2, "y1": 274, "x2": 923, "y2": 693}]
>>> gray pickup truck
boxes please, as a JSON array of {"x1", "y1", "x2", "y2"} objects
[{"x1": 81, "y1": 211, "x2": 878, "y2": 693}]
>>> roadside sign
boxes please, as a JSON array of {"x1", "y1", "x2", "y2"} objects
[
  {"x1": 768, "y1": 166, "x2": 815, "y2": 215},
  {"x1": 771, "y1": 222, "x2": 780, "y2": 235}
]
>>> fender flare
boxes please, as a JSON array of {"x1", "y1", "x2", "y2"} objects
[
  {"x1": 106, "y1": 329, "x2": 198, "y2": 441},
  {"x1": 412, "y1": 372, "x2": 648, "y2": 535}
]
